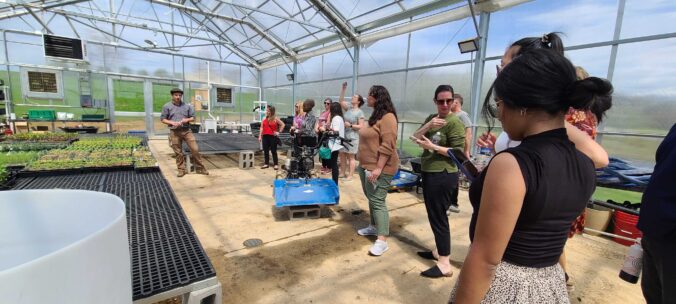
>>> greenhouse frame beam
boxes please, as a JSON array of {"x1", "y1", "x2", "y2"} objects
[
  {"x1": 355, "y1": 0, "x2": 464, "y2": 33},
  {"x1": 0, "y1": 0, "x2": 90, "y2": 20},
  {"x1": 236, "y1": 3, "x2": 314, "y2": 47},
  {"x1": 286, "y1": 0, "x2": 464, "y2": 57},
  {"x1": 46, "y1": 7, "x2": 269, "y2": 55},
  {"x1": 305, "y1": 0, "x2": 357, "y2": 41},
  {"x1": 67, "y1": 15, "x2": 146, "y2": 48},
  {"x1": 24, "y1": 5, "x2": 54, "y2": 34},
  {"x1": 148, "y1": 0, "x2": 296, "y2": 58},
  {"x1": 177, "y1": 7, "x2": 263, "y2": 67},
  {"x1": 224, "y1": 2, "x2": 289, "y2": 54},
  {"x1": 469, "y1": 11, "x2": 490, "y2": 156},
  {"x1": 213, "y1": 0, "x2": 335, "y2": 33},
  {"x1": 260, "y1": 0, "x2": 532, "y2": 69},
  {"x1": 4, "y1": 28, "x2": 253, "y2": 67}
]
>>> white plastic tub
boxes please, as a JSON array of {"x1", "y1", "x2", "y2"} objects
[{"x1": 0, "y1": 190, "x2": 132, "y2": 304}]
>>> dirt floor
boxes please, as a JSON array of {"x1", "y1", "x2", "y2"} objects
[{"x1": 147, "y1": 136, "x2": 645, "y2": 304}]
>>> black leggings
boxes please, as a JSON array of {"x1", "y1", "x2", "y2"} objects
[
  {"x1": 262, "y1": 134, "x2": 278, "y2": 165},
  {"x1": 422, "y1": 171, "x2": 458, "y2": 256},
  {"x1": 328, "y1": 150, "x2": 339, "y2": 185}
]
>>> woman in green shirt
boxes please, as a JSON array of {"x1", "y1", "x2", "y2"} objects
[{"x1": 412, "y1": 84, "x2": 465, "y2": 278}]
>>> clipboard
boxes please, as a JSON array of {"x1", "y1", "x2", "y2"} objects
[{"x1": 446, "y1": 148, "x2": 480, "y2": 183}]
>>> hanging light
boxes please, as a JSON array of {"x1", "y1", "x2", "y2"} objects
[
  {"x1": 458, "y1": 37, "x2": 479, "y2": 54},
  {"x1": 144, "y1": 39, "x2": 158, "y2": 48}
]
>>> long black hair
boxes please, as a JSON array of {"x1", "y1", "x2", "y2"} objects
[
  {"x1": 483, "y1": 49, "x2": 612, "y2": 130},
  {"x1": 433, "y1": 85, "x2": 454, "y2": 100},
  {"x1": 483, "y1": 32, "x2": 565, "y2": 130},
  {"x1": 329, "y1": 102, "x2": 343, "y2": 121},
  {"x1": 355, "y1": 95, "x2": 365, "y2": 107},
  {"x1": 367, "y1": 85, "x2": 398, "y2": 126},
  {"x1": 511, "y1": 32, "x2": 564, "y2": 57}
]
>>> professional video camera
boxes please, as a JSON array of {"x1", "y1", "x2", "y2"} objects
[{"x1": 281, "y1": 131, "x2": 352, "y2": 180}]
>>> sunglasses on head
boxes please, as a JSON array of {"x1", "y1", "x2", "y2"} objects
[{"x1": 434, "y1": 98, "x2": 454, "y2": 105}]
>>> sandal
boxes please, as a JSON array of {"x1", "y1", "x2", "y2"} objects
[
  {"x1": 273, "y1": 165, "x2": 279, "y2": 170},
  {"x1": 261, "y1": 165, "x2": 269, "y2": 169},
  {"x1": 420, "y1": 265, "x2": 453, "y2": 278}
]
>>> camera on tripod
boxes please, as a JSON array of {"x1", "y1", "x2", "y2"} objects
[{"x1": 281, "y1": 131, "x2": 351, "y2": 180}]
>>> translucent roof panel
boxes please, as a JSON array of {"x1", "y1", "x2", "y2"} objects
[
  {"x1": 0, "y1": 0, "x2": 497, "y2": 66},
  {"x1": 348, "y1": 4, "x2": 402, "y2": 28},
  {"x1": 331, "y1": 0, "x2": 396, "y2": 23}
]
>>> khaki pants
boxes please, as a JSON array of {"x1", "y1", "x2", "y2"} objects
[{"x1": 170, "y1": 128, "x2": 206, "y2": 173}]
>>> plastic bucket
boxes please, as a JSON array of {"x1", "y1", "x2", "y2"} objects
[
  {"x1": 585, "y1": 206, "x2": 612, "y2": 236},
  {"x1": 0, "y1": 190, "x2": 132, "y2": 304},
  {"x1": 613, "y1": 210, "x2": 642, "y2": 246}
]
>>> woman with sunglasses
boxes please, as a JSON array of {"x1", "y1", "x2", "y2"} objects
[
  {"x1": 319, "y1": 98, "x2": 332, "y2": 174},
  {"x1": 410, "y1": 84, "x2": 466, "y2": 278},
  {"x1": 356, "y1": 85, "x2": 399, "y2": 256},
  {"x1": 290, "y1": 100, "x2": 305, "y2": 132}
]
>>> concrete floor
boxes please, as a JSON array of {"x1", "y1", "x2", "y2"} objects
[{"x1": 148, "y1": 137, "x2": 644, "y2": 304}]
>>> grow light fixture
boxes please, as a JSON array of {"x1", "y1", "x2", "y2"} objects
[
  {"x1": 144, "y1": 39, "x2": 158, "y2": 48},
  {"x1": 458, "y1": 37, "x2": 479, "y2": 54}
]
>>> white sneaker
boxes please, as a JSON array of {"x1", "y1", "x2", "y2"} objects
[
  {"x1": 369, "y1": 240, "x2": 389, "y2": 256},
  {"x1": 357, "y1": 225, "x2": 378, "y2": 236}
]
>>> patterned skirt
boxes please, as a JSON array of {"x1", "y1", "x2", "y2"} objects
[{"x1": 449, "y1": 261, "x2": 570, "y2": 304}]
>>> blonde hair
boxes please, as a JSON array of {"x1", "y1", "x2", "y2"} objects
[
  {"x1": 266, "y1": 105, "x2": 276, "y2": 122},
  {"x1": 575, "y1": 66, "x2": 589, "y2": 80},
  {"x1": 295, "y1": 100, "x2": 304, "y2": 115}
]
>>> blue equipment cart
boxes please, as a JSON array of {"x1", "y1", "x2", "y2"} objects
[
  {"x1": 389, "y1": 169, "x2": 420, "y2": 191},
  {"x1": 274, "y1": 178, "x2": 339, "y2": 208}
]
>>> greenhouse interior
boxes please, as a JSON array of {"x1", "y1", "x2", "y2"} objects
[{"x1": 0, "y1": 0, "x2": 674, "y2": 303}]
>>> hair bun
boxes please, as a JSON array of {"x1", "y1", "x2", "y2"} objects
[{"x1": 567, "y1": 77, "x2": 613, "y2": 122}]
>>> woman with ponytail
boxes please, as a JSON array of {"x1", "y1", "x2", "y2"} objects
[
  {"x1": 418, "y1": 49, "x2": 613, "y2": 303},
  {"x1": 479, "y1": 33, "x2": 609, "y2": 168}
]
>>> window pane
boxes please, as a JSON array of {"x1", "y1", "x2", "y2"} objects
[
  {"x1": 112, "y1": 79, "x2": 144, "y2": 112},
  {"x1": 241, "y1": 67, "x2": 259, "y2": 87},
  {"x1": 359, "y1": 34, "x2": 408, "y2": 74},
  {"x1": 621, "y1": 0, "x2": 676, "y2": 39},
  {"x1": 184, "y1": 58, "x2": 208, "y2": 82},
  {"x1": 296, "y1": 82, "x2": 323, "y2": 116},
  {"x1": 297, "y1": 55, "x2": 322, "y2": 83},
  {"x1": 220, "y1": 63, "x2": 241, "y2": 85},
  {"x1": 357, "y1": 72, "x2": 406, "y2": 118},
  {"x1": 331, "y1": 0, "x2": 393, "y2": 21},
  {"x1": 486, "y1": 0, "x2": 617, "y2": 57},
  {"x1": 565, "y1": 47, "x2": 611, "y2": 79},
  {"x1": 261, "y1": 68, "x2": 277, "y2": 87},
  {"x1": 408, "y1": 18, "x2": 476, "y2": 68},
  {"x1": 323, "y1": 49, "x2": 353, "y2": 80},
  {"x1": 264, "y1": 86, "x2": 292, "y2": 117},
  {"x1": 600, "y1": 134, "x2": 662, "y2": 168},
  {"x1": 606, "y1": 38, "x2": 676, "y2": 135},
  {"x1": 403, "y1": 64, "x2": 472, "y2": 123}
]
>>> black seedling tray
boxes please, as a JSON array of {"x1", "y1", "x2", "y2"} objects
[{"x1": 9, "y1": 169, "x2": 216, "y2": 300}]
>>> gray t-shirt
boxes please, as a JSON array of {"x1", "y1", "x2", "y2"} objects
[
  {"x1": 343, "y1": 108, "x2": 365, "y2": 139},
  {"x1": 161, "y1": 101, "x2": 195, "y2": 129},
  {"x1": 454, "y1": 110, "x2": 472, "y2": 128}
]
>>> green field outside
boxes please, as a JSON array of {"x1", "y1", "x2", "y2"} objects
[
  {"x1": 592, "y1": 186, "x2": 643, "y2": 204},
  {"x1": 1, "y1": 70, "x2": 257, "y2": 118}
]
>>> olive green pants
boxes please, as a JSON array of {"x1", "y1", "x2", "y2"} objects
[{"x1": 358, "y1": 166, "x2": 394, "y2": 236}]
